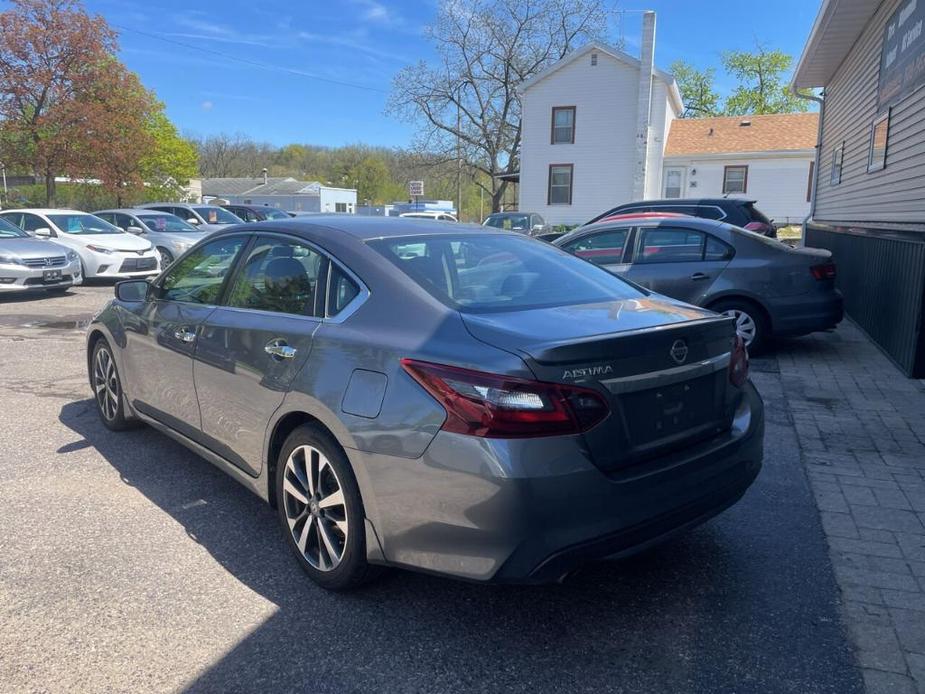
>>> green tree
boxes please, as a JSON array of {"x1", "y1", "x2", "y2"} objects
[
  {"x1": 670, "y1": 60, "x2": 720, "y2": 118},
  {"x1": 0, "y1": 0, "x2": 119, "y2": 205},
  {"x1": 721, "y1": 45, "x2": 808, "y2": 115},
  {"x1": 141, "y1": 108, "x2": 198, "y2": 201}
]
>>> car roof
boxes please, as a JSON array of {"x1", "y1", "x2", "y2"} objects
[
  {"x1": 94, "y1": 208, "x2": 156, "y2": 214},
  {"x1": 209, "y1": 214, "x2": 492, "y2": 241},
  {"x1": 1, "y1": 208, "x2": 100, "y2": 215},
  {"x1": 598, "y1": 212, "x2": 689, "y2": 223},
  {"x1": 626, "y1": 198, "x2": 756, "y2": 207},
  {"x1": 574, "y1": 214, "x2": 729, "y2": 234}
]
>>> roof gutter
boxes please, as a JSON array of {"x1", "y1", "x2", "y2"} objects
[{"x1": 793, "y1": 85, "x2": 825, "y2": 224}]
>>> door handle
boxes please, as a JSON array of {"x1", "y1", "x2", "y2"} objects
[
  {"x1": 265, "y1": 339, "x2": 297, "y2": 360},
  {"x1": 690, "y1": 272, "x2": 710, "y2": 281},
  {"x1": 174, "y1": 327, "x2": 196, "y2": 343}
]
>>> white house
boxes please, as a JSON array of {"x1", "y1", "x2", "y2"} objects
[
  {"x1": 663, "y1": 113, "x2": 818, "y2": 225},
  {"x1": 517, "y1": 13, "x2": 682, "y2": 225},
  {"x1": 516, "y1": 12, "x2": 818, "y2": 226},
  {"x1": 202, "y1": 177, "x2": 357, "y2": 213}
]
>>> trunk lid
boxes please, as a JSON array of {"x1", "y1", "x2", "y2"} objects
[{"x1": 462, "y1": 297, "x2": 739, "y2": 474}]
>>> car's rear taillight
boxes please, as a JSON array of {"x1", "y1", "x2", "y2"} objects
[
  {"x1": 400, "y1": 359, "x2": 610, "y2": 438},
  {"x1": 728, "y1": 336, "x2": 749, "y2": 388},
  {"x1": 810, "y1": 262, "x2": 837, "y2": 280}
]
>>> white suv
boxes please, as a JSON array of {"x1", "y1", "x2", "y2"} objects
[{"x1": 0, "y1": 209, "x2": 159, "y2": 279}]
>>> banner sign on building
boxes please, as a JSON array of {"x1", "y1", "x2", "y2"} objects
[{"x1": 878, "y1": 0, "x2": 925, "y2": 111}]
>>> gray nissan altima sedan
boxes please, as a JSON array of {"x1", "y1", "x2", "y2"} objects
[{"x1": 86, "y1": 216, "x2": 764, "y2": 590}]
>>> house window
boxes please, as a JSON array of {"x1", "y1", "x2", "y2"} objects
[
  {"x1": 722, "y1": 166, "x2": 748, "y2": 194},
  {"x1": 868, "y1": 110, "x2": 890, "y2": 172},
  {"x1": 831, "y1": 142, "x2": 844, "y2": 185},
  {"x1": 807, "y1": 161, "x2": 814, "y2": 202},
  {"x1": 551, "y1": 107, "x2": 576, "y2": 144},
  {"x1": 335, "y1": 202, "x2": 347, "y2": 213},
  {"x1": 548, "y1": 164, "x2": 573, "y2": 205},
  {"x1": 664, "y1": 167, "x2": 684, "y2": 198}
]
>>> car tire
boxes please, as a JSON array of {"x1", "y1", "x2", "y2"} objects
[
  {"x1": 156, "y1": 247, "x2": 174, "y2": 267},
  {"x1": 275, "y1": 423, "x2": 381, "y2": 591},
  {"x1": 711, "y1": 299, "x2": 769, "y2": 353},
  {"x1": 90, "y1": 339, "x2": 134, "y2": 431}
]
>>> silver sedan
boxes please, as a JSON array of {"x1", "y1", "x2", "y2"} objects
[
  {"x1": 95, "y1": 208, "x2": 211, "y2": 267},
  {"x1": 86, "y1": 216, "x2": 763, "y2": 590},
  {"x1": 0, "y1": 218, "x2": 81, "y2": 293}
]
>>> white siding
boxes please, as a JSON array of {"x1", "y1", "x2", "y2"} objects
[
  {"x1": 645, "y1": 80, "x2": 675, "y2": 199},
  {"x1": 518, "y1": 51, "x2": 675, "y2": 226},
  {"x1": 662, "y1": 155, "x2": 814, "y2": 224}
]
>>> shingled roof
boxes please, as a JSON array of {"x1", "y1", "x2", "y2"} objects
[{"x1": 665, "y1": 112, "x2": 819, "y2": 156}]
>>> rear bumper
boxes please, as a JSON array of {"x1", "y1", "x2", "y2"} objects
[
  {"x1": 351, "y1": 383, "x2": 764, "y2": 583},
  {"x1": 769, "y1": 290, "x2": 844, "y2": 337}
]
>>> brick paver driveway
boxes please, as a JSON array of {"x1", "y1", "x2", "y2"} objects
[{"x1": 774, "y1": 321, "x2": 925, "y2": 694}]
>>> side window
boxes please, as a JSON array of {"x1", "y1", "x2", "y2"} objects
[
  {"x1": 0, "y1": 213, "x2": 22, "y2": 229},
  {"x1": 704, "y1": 236, "x2": 734, "y2": 261},
  {"x1": 561, "y1": 228, "x2": 630, "y2": 266},
  {"x1": 244, "y1": 209, "x2": 260, "y2": 222},
  {"x1": 635, "y1": 227, "x2": 705, "y2": 264},
  {"x1": 114, "y1": 214, "x2": 134, "y2": 230},
  {"x1": 160, "y1": 236, "x2": 247, "y2": 304},
  {"x1": 96, "y1": 213, "x2": 114, "y2": 225},
  {"x1": 226, "y1": 236, "x2": 323, "y2": 316},
  {"x1": 327, "y1": 263, "x2": 361, "y2": 316},
  {"x1": 21, "y1": 213, "x2": 49, "y2": 234},
  {"x1": 697, "y1": 206, "x2": 725, "y2": 221}
]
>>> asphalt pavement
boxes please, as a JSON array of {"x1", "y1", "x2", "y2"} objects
[{"x1": 0, "y1": 285, "x2": 864, "y2": 693}]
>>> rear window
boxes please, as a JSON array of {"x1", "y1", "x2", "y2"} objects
[
  {"x1": 371, "y1": 233, "x2": 644, "y2": 312},
  {"x1": 743, "y1": 203, "x2": 771, "y2": 225}
]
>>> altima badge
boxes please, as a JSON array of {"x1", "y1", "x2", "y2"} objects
[{"x1": 670, "y1": 339, "x2": 689, "y2": 365}]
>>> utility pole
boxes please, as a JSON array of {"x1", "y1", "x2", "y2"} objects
[{"x1": 456, "y1": 84, "x2": 462, "y2": 221}]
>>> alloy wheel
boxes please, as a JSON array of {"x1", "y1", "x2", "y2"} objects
[
  {"x1": 93, "y1": 347, "x2": 119, "y2": 421},
  {"x1": 722, "y1": 309, "x2": 757, "y2": 347},
  {"x1": 157, "y1": 248, "x2": 174, "y2": 268},
  {"x1": 282, "y1": 445, "x2": 349, "y2": 572}
]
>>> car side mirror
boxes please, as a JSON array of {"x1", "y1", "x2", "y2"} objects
[
  {"x1": 187, "y1": 217, "x2": 200, "y2": 224},
  {"x1": 115, "y1": 279, "x2": 151, "y2": 302},
  {"x1": 126, "y1": 225, "x2": 145, "y2": 235},
  {"x1": 33, "y1": 227, "x2": 52, "y2": 238}
]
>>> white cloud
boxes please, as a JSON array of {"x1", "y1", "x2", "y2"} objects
[
  {"x1": 200, "y1": 100, "x2": 214, "y2": 111},
  {"x1": 351, "y1": 0, "x2": 403, "y2": 26}
]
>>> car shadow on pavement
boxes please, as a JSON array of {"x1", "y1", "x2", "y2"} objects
[{"x1": 58, "y1": 395, "x2": 862, "y2": 694}]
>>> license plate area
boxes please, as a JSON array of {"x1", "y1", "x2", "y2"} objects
[
  {"x1": 622, "y1": 372, "x2": 720, "y2": 448},
  {"x1": 43, "y1": 269, "x2": 62, "y2": 282}
]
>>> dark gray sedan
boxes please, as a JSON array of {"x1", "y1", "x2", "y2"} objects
[
  {"x1": 554, "y1": 214, "x2": 844, "y2": 351},
  {"x1": 85, "y1": 216, "x2": 763, "y2": 590}
]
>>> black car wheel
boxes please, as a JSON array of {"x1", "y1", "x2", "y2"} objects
[
  {"x1": 90, "y1": 339, "x2": 134, "y2": 431},
  {"x1": 711, "y1": 299, "x2": 769, "y2": 353},
  {"x1": 276, "y1": 423, "x2": 381, "y2": 590}
]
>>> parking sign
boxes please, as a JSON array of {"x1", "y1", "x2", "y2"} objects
[{"x1": 409, "y1": 180, "x2": 424, "y2": 197}]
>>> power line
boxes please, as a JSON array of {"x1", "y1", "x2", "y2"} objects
[{"x1": 111, "y1": 24, "x2": 389, "y2": 94}]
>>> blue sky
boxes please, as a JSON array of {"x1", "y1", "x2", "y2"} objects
[{"x1": 81, "y1": 0, "x2": 822, "y2": 148}]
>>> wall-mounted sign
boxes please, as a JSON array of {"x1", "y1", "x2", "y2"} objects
[
  {"x1": 878, "y1": 0, "x2": 925, "y2": 111},
  {"x1": 409, "y1": 180, "x2": 424, "y2": 197}
]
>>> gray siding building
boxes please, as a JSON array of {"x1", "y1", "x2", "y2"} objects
[
  {"x1": 202, "y1": 177, "x2": 357, "y2": 214},
  {"x1": 795, "y1": 0, "x2": 925, "y2": 376}
]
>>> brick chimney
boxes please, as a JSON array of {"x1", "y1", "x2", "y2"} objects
[{"x1": 632, "y1": 11, "x2": 656, "y2": 201}]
